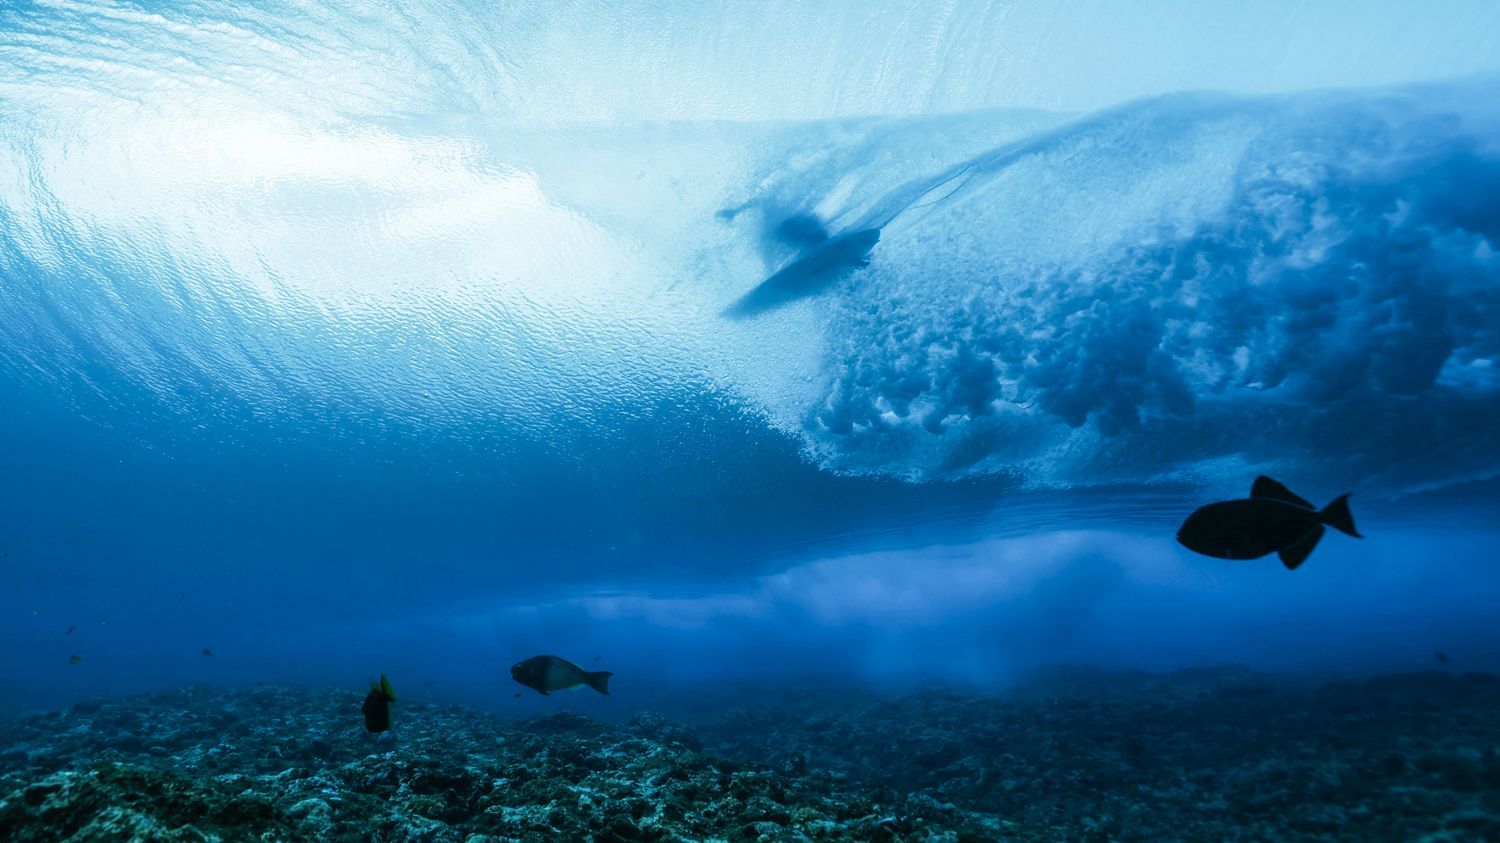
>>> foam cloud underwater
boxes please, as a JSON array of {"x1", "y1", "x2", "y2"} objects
[
  {"x1": 779, "y1": 86, "x2": 1500, "y2": 490},
  {"x1": 410, "y1": 526, "x2": 1500, "y2": 690}
]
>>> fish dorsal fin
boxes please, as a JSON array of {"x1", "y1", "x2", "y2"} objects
[
  {"x1": 1278, "y1": 525, "x2": 1324, "y2": 570},
  {"x1": 1251, "y1": 476, "x2": 1314, "y2": 509},
  {"x1": 380, "y1": 675, "x2": 396, "y2": 701}
]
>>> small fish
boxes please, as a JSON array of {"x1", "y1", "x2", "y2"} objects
[
  {"x1": 68, "y1": 654, "x2": 81, "y2": 665},
  {"x1": 65, "y1": 625, "x2": 76, "y2": 636},
  {"x1": 592, "y1": 655, "x2": 601, "y2": 663},
  {"x1": 513, "y1": 692, "x2": 522, "y2": 699},
  {"x1": 510, "y1": 655, "x2": 612, "y2": 696},
  {"x1": 201, "y1": 648, "x2": 213, "y2": 657},
  {"x1": 1176, "y1": 476, "x2": 1361, "y2": 570},
  {"x1": 1435, "y1": 651, "x2": 1451, "y2": 664},
  {"x1": 362, "y1": 674, "x2": 396, "y2": 733}
]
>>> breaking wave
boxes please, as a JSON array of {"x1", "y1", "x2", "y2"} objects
[
  {"x1": 0, "y1": 2, "x2": 1496, "y2": 560},
  {"x1": 782, "y1": 86, "x2": 1500, "y2": 490}
]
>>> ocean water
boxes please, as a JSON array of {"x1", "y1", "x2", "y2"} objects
[{"x1": 1, "y1": 2, "x2": 1499, "y2": 840}]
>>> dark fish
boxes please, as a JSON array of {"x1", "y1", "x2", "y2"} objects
[
  {"x1": 361, "y1": 674, "x2": 396, "y2": 733},
  {"x1": 1435, "y1": 651, "x2": 1451, "y2": 664},
  {"x1": 514, "y1": 692, "x2": 522, "y2": 699},
  {"x1": 510, "y1": 655, "x2": 612, "y2": 696},
  {"x1": 68, "y1": 654, "x2": 81, "y2": 665},
  {"x1": 1176, "y1": 476, "x2": 1361, "y2": 570},
  {"x1": 201, "y1": 648, "x2": 213, "y2": 657},
  {"x1": 65, "y1": 625, "x2": 75, "y2": 636}
]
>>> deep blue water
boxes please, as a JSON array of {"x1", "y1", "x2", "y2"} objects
[{"x1": 1, "y1": 0, "x2": 1499, "y2": 717}]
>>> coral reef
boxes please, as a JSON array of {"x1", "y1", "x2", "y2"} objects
[
  {"x1": 671, "y1": 667, "x2": 1500, "y2": 842},
  {"x1": 2, "y1": 668, "x2": 1497, "y2": 841},
  {"x1": 0, "y1": 686, "x2": 1004, "y2": 841}
]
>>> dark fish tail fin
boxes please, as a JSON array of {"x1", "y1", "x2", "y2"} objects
[
  {"x1": 1278, "y1": 525, "x2": 1324, "y2": 570},
  {"x1": 584, "y1": 671, "x2": 613, "y2": 695},
  {"x1": 1319, "y1": 494, "x2": 1361, "y2": 538}
]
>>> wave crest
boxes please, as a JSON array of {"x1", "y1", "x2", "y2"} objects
[{"x1": 795, "y1": 88, "x2": 1500, "y2": 490}]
